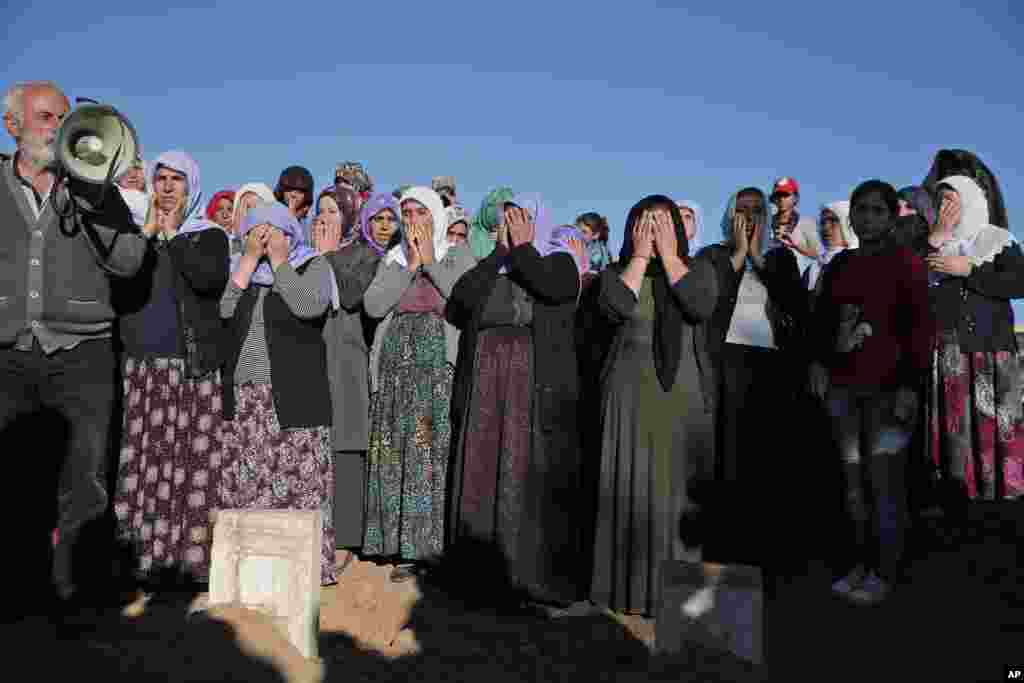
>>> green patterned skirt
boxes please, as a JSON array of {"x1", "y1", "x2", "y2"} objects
[{"x1": 364, "y1": 312, "x2": 453, "y2": 560}]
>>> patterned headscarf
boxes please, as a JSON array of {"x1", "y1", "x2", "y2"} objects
[
  {"x1": 469, "y1": 186, "x2": 515, "y2": 259},
  {"x1": 335, "y1": 161, "x2": 373, "y2": 194}
]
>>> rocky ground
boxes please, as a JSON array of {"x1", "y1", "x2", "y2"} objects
[{"x1": 6, "y1": 502, "x2": 1020, "y2": 683}]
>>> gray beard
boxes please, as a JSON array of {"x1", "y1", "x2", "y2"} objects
[{"x1": 21, "y1": 142, "x2": 58, "y2": 171}]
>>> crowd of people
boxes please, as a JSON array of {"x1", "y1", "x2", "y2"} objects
[{"x1": 3, "y1": 80, "x2": 1022, "y2": 618}]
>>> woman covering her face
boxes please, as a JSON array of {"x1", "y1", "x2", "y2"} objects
[
  {"x1": 445, "y1": 193, "x2": 587, "y2": 608},
  {"x1": 229, "y1": 183, "x2": 276, "y2": 254},
  {"x1": 219, "y1": 202, "x2": 340, "y2": 585},
  {"x1": 317, "y1": 193, "x2": 401, "y2": 564},
  {"x1": 922, "y1": 174, "x2": 1024, "y2": 506},
  {"x1": 586, "y1": 195, "x2": 718, "y2": 617},
  {"x1": 361, "y1": 187, "x2": 476, "y2": 582},
  {"x1": 699, "y1": 187, "x2": 810, "y2": 569},
  {"x1": 112, "y1": 150, "x2": 231, "y2": 582},
  {"x1": 808, "y1": 180, "x2": 934, "y2": 605}
]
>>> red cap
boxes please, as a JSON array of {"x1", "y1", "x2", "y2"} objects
[{"x1": 771, "y1": 177, "x2": 799, "y2": 197}]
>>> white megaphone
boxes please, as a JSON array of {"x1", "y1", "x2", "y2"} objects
[{"x1": 55, "y1": 99, "x2": 139, "y2": 187}]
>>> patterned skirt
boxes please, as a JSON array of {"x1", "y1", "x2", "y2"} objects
[
  {"x1": 113, "y1": 357, "x2": 224, "y2": 581},
  {"x1": 927, "y1": 331, "x2": 1024, "y2": 500},
  {"x1": 220, "y1": 382, "x2": 336, "y2": 585},
  {"x1": 364, "y1": 312, "x2": 453, "y2": 561}
]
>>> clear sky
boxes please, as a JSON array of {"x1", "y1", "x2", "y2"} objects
[{"x1": 3, "y1": 2, "x2": 1021, "y2": 262}]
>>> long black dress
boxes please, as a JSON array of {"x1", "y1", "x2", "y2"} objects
[
  {"x1": 589, "y1": 261, "x2": 718, "y2": 616},
  {"x1": 446, "y1": 242, "x2": 583, "y2": 604}
]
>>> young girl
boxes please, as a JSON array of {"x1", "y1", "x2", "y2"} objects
[{"x1": 809, "y1": 180, "x2": 933, "y2": 604}]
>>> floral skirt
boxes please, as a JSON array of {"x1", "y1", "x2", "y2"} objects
[
  {"x1": 364, "y1": 312, "x2": 453, "y2": 561},
  {"x1": 927, "y1": 331, "x2": 1024, "y2": 500},
  {"x1": 113, "y1": 357, "x2": 224, "y2": 581},
  {"x1": 220, "y1": 382, "x2": 336, "y2": 585}
]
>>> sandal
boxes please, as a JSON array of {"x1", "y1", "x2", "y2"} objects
[
  {"x1": 335, "y1": 550, "x2": 356, "y2": 576},
  {"x1": 390, "y1": 564, "x2": 417, "y2": 583}
]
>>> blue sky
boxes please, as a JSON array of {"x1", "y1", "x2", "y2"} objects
[{"x1": 4, "y1": 2, "x2": 1021, "y2": 264}]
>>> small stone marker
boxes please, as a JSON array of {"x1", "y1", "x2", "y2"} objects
[
  {"x1": 655, "y1": 560, "x2": 763, "y2": 665},
  {"x1": 208, "y1": 510, "x2": 322, "y2": 660}
]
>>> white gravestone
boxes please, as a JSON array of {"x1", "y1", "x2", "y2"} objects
[
  {"x1": 208, "y1": 510, "x2": 322, "y2": 660},
  {"x1": 656, "y1": 560, "x2": 763, "y2": 665}
]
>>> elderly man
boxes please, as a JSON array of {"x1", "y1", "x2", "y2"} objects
[{"x1": 1, "y1": 81, "x2": 146, "y2": 605}]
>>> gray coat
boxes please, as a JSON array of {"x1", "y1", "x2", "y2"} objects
[{"x1": 323, "y1": 242, "x2": 383, "y2": 452}]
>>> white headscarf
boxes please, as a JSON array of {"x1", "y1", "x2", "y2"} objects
[
  {"x1": 804, "y1": 201, "x2": 857, "y2": 292},
  {"x1": 819, "y1": 200, "x2": 858, "y2": 263},
  {"x1": 385, "y1": 186, "x2": 452, "y2": 267},
  {"x1": 936, "y1": 175, "x2": 1015, "y2": 266},
  {"x1": 232, "y1": 182, "x2": 276, "y2": 217}
]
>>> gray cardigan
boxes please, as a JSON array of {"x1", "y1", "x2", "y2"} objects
[{"x1": 364, "y1": 244, "x2": 476, "y2": 392}]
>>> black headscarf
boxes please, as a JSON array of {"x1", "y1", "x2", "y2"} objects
[
  {"x1": 922, "y1": 149, "x2": 1007, "y2": 229},
  {"x1": 618, "y1": 194, "x2": 690, "y2": 392}
]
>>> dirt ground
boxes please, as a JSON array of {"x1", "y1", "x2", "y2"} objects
[{"x1": 5, "y1": 502, "x2": 1020, "y2": 683}]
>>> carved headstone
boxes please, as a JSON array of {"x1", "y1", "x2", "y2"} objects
[
  {"x1": 208, "y1": 510, "x2": 322, "y2": 660},
  {"x1": 655, "y1": 560, "x2": 763, "y2": 664}
]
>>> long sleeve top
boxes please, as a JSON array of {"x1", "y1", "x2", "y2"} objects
[
  {"x1": 220, "y1": 257, "x2": 332, "y2": 384},
  {"x1": 813, "y1": 247, "x2": 933, "y2": 389}
]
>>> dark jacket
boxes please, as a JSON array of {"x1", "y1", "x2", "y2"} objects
[
  {"x1": 223, "y1": 263, "x2": 331, "y2": 430},
  {"x1": 700, "y1": 244, "x2": 809, "y2": 361},
  {"x1": 323, "y1": 241, "x2": 383, "y2": 450},
  {"x1": 928, "y1": 242, "x2": 1024, "y2": 353},
  {"x1": 445, "y1": 243, "x2": 581, "y2": 540},
  {"x1": 115, "y1": 229, "x2": 230, "y2": 377}
]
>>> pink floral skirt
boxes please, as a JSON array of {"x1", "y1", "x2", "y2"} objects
[
  {"x1": 113, "y1": 357, "x2": 224, "y2": 580},
  {"x1": 220, "y1": 382, "x2": 336, "y2": 585},
  {"x1": 927, "y1": 332, "x2": 1024, "y2": 500}
]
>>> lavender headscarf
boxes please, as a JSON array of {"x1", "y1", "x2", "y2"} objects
[
  {"x1": 358, "y1": 193, "x2": 400, "y2": 256},
  {"x1": 149, "y1": 150, "x2": 222, "y2": 236},
  {"x1": 238, "y1": 202, "x2": 319, "y2": 286},
  {"x1": 498, "y1": 192, "x2": 574, "y2": 273}
]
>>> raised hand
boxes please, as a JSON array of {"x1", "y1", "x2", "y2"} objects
[
  {"x1": 925, "y1": 254, "x2": 972, "y2": 277},
  {"x1": 938, "y1": 192, "x2": 961, "y2": 233},
  {"x1": 567, "y1": 237, "x2": 585, "y2": 267},
  {"x1": 243, "y1": 223, "x2": 268, "y2": 261},
  {"x1": 412, "y1": 219, "x2": 435, "y2": 265},
  {"x1": 631, "y1": 211, "x2": 655, "y2": 260},
  {"x1": 652, "y1": 211, "x2": 679, "y2": 262},
  {"x1": 732, "y1": 212, "x2": 750, "y2": 255},
  {"x1": 266, "y1": 228, "x2": 290, "y2": 269},
  {"x1": 506, "y1": 206, "x2": 536, "y2": 248}
]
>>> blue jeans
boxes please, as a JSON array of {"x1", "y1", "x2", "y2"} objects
[{"x1": 826, "y1": 386, "x2": 916, "y2": 579}]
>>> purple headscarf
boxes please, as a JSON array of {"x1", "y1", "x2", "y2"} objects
[
  {"x1": 498, "y1": 192, "x2": 576, "y2": 273},
  {"x1": 358, "y1": 193, "x2": 401, "y2": 256},
  {"x1": 552, "y1": 225, "x2": 587, "y2": 274},
  {"x1": 238, "y1": 202, "x2": 319, "y2": 286},
  {"x1": 149, "y1": 150, "x2": 222, "y2": 237}
]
